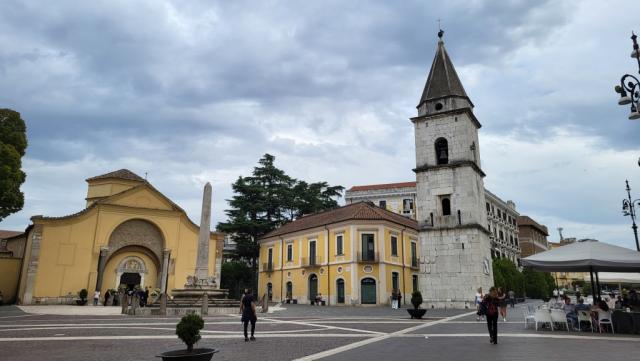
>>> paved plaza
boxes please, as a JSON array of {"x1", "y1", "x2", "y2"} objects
[{"x1": 1, "y1": 302, "x2": 639, "y2": 361}]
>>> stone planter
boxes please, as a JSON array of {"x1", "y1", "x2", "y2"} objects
[
  {"x1": 157, "y1": 348, "x2": 218, "y2": 361},
  {"x1": 407, "y1": 308, "x2": 427, "y2": 319}
]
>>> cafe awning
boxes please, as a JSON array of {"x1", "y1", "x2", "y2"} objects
[{"x1": 521, "y1": 239, "x2": 640, "y2": 272}]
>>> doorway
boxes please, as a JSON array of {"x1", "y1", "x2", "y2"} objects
[
  {"x1": 361, "y1": 278, "x2": 376, "y2": 304},
  {"x1": 337, "y1": 279, "x2": 345, "y2": 304},
  {"x1": 308, "y1": 274, "x2": 318, "y2": 302}
]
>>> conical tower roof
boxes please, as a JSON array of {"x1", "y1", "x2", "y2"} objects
[{"x1": 418, "y1": 39, "x2": 470, "y2": 108}]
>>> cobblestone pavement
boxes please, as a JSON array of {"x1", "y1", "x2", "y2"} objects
[{"x1": 0, "y1": 302, "x2": 638, "y2": 361}]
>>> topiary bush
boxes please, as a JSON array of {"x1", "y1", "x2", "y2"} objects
[
  {"x1": 411, "y1": 291, "x2": 423, "y2": 309},
  {"x1": 176, "y1": 313, "x2": 205, "y2": 352}
]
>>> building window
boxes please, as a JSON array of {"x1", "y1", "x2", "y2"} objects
[
  {"x1": 287, "y1": 244, "x2": 293, "y2": 262},
  {"x1": 379, "y1": 200, "x2": 387, "y2": 209},
  {"x1": 486, "y1": 202, "x2": 490, "y2": 212},
  {"x1": 499, "y1": 231, "x2": 504, "y2": 241},
  {"x1": 361, "y1": 233, "x2": 375, "y2": 261},
  {"x1": 336, "y1": 234, "x2": 344, "y2": 255},
  {"x1": 510, "y1": 235, "x2": 514, "y2": 245},
  {"x1": 435, "y1": 137, "x2": 449, "y2": 165},
  {"x1": 391, "y1": 235, "x2": 398, "y2": 256},
  {"x1": 410, "y1": 242, "x2": 418, "y2": 267},
  {"x1": 392, "y1": 272, "x2": 399, "y2": 292},
  {"x1": 412, "y1": 275, "x2": 419, "y2": 293},
  {"x1": 441, "y1": 197, "x2": 451, "y2": 216},
  {"x1": 268, "y1": 248, "x2": 273, "y2": 269},
  {"x1": 403, "y1": 199, "x2": 414, "y2": 214},
  {"x1": 497, "y1": 209, "x2": 502, "y2": 219}
]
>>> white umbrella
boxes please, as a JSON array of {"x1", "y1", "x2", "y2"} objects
[{"x1": 521, "y1": 239, "x2": 640, "y2": 272}]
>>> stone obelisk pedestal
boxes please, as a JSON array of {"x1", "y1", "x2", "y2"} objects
[{"x1": 169, "y1": 182, "x2": 234, "y2": 311}]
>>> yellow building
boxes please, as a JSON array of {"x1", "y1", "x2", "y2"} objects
[
  {"x1": 15, "y1": 169, "x2": 223, "y2": 305},
  {"x1": 258, "y1": 202, "x2": 420, "y2": 306}
]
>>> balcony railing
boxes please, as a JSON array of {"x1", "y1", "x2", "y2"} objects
[
  {"x1": 410, "y1": 257, "x2": 419, "y2": 269},
  {"x1": 357, "y1": 251, "x2": 379, "y2": 263},
  {"x1": 302, "y1": 256, "x2": 322, "y2": 267},
  {"x1": 262, "y1": 262, "x2": 274, "y2": 272}
]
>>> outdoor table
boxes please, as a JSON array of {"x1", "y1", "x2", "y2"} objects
[
  {"x1": 612, "y1": 311, "x2": 634, "y2": 333},
  {"x1": 612, "y1": 310, "x2": 640, "y2": 334}
]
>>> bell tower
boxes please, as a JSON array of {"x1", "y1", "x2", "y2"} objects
[{"x1": 412, "y1": 31, "x2": 493, "y2": 308}]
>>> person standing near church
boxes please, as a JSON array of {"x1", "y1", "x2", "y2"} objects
[
  {"x1": 240, "y1": 288, "x2": 257, "y2": 342},
  {"x1": 93, "y1": 290, "x2": 100, "y2": 306},
  {"x1": 104, "y1": 289, "x2": 110, "y2": 307}
]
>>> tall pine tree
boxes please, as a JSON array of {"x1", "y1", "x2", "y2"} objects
[{"x1": 218, "y1": 154, "x2": 344, "y2": 289}]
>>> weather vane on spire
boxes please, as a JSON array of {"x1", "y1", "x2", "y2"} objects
[{"x1": 437, "y1": 18, "x2": 444, "y2": 39}]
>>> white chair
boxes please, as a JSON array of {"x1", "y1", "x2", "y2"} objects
[
  {"x1": 577, "y1": 310, "x2": 593, "y2": 332},
  {"x1": 550, "y1": 309, "x2": 570, "y2": 331},
  {"x1": 534, "y1": 309, "x2": 553, "y2": 331},
  {"x1": 524, "y1": 306, "x2": 536, "y2": 329},
  {"x1": 596, "y1": 309, "x2": 614, "y2": 334}
]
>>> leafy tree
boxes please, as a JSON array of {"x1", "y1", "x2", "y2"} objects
[
  {"x1": 218, "y1": 154, "x2": 344, "y2": 289},
  {"x1": 492, "y1": 258, "x2": 525, "y2": 296},
  {"x1": 523, "y1": 268, "x2": 554, "y2": 299},
  {"x1": 220, "y1": 260, "x2": 253, "y2": 300},
  {"x1": 0, "y1": 109, "x2": 27, "y2": 221}
]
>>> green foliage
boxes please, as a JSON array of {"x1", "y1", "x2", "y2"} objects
[
  {"x1": 0, "y1": 108, "x2": 27, "y2": 222},
  {"x1": 176, "y1": 313, "x2": 204, "y2": 352},
  {"x1": 78, "y1": 289, "x2": 88, "y2": 301},
  {"x1": 218, "y1": 154, "x2": 344, "y2": 287},
  {"x1": 492, "y1": 258, "x2": 525, "y2": 296},
  {"x1": 411, "y1": 291, "x2": 423, "y2": 309},
  {"x1": 221, "y1": 260, "x2": 253, "y2": 299},
  {"x1": 522, "y1": 269, "x2": 554, "y2": 299}
]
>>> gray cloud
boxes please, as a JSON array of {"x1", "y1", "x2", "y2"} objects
[{"x1": 1, "y1": 0, "x2": 639, "y2": 249}]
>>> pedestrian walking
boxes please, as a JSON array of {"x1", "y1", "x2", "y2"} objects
[
  {"x1": 391, "y1": 290, "x2": 398, "y2": 309},
  {"x1": 104, "y1": 289, "x2": 110, "y2": 307},
  {"x1": 240, "y1": 288, "x2": 257, "y2": 342},
  {"x1": 397, "y1": 291, "x2": 402, "y2": 309},
  {"x1": 497, "y1": 287, "x2": 508, "y2": 321},
  {"x1": 475, "y1": 287, "x2": 484, "y2": 321},
  {"x1": 507, "y1": 289, "x2": 515, "y2": 308},
  {"x1": 144, "y1": 287, "x2": 150, "y2": 307},
  {"x1": 93, "y1": 290, "x2": 100, "y2": 306},
  {"x1": 483, "y1": 287, "x2": 500, "y2": 344}
]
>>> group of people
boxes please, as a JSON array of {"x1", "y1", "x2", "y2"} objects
[
  {"x1": 391, "y1": 290, "x2": 402, "y2": 309},
  {"x1": 92, "y1": 287, "x2": 150, "y2": 307}
]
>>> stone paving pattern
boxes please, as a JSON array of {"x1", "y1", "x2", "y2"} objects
[{"x1": 1, "y1": 302, "x2": 639, "y2": 361}]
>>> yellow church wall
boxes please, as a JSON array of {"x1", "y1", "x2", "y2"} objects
[
  {"x1": 21, "y1": 183, "x2": 221, "y2": 304},
  {"x1": 32, "y1": 212, "x2": 99, "y2": 298},
  {"x1": 106, "y1": 187, "x2": 174, "y2": 211},
  {"x1": 0, "y1": 258, "x2": 22, "y2": 304},
  {"x1": 101, "y1": 250, "x2": 158, "y2": 296}
]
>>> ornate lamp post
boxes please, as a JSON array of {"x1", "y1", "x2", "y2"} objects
[
  {"x1": 622, "y1": 180, "x2": 640, "y2": 251},
  {"x1": 614, "y1": 32, "x2": 640, "y2": 119}
]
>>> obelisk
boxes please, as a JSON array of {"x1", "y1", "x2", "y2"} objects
[{"x1": 195, "y1": 182, "x2": 212, "y2": 282}]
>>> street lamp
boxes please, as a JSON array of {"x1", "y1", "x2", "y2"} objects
[
  {"x1": 622, "y1": 180, "x2": 640, "y2": 251},
  {"x1": 614, "y1": 32, "x2": 640, "y2": 120}
]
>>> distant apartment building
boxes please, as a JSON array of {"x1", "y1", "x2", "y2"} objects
[
  {"x1": 517, "y1": 215, "x2": 550, "y2": 258},
  {"x1": 345, "y1": 182, "x2": 521, "y2": 264}
]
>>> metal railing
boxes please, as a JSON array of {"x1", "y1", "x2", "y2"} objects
[
  {"x1": 302, "y1": 256, "x2": 322, "y2": 267},
  {"x1": 357, "y1": 251, "x2": 379, "y2": 263},
  {"x1": 410, "y1": 256, "x2": 419, "y2": 269}
]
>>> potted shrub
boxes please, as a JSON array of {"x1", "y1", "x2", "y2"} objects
[
  {"x1": 407, "y1": 291, "x2": 427, "y2": 319},
  {"x1": 157, "y1": 313, "x2": 218, "y2": 361},
  {"x1": 76, "y1": 289, "x2": 88, "y2": 306}
]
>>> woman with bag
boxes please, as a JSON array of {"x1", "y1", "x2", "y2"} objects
[
  {"x1": 483, "y1": 287, "x2": 500, "y2": 344},
  {"x1": 475, "y1": 287, "x2": 484, "y2": 321},
  {"x1": 240, "y1": 288, "x2": 257, "y2": 342}
]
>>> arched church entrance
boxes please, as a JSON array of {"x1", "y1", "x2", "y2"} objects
[{"x1": 99, "y1": 219, "x2": 164, "y2": 296}]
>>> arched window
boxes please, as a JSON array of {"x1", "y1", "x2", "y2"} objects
[
  {"x1": 442, "y1": 198, "x2": 451, "y2": 216},
  {"x1": 435, "y1": 137, "x2": 449, "y2": 165}
]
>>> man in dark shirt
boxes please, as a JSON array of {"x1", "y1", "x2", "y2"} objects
[{"x1": 240, "y1": 288, "x2": 257, "y2": 342}]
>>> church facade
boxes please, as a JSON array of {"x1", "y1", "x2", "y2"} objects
[{"x1": 15, "y1": 169, "x2": 223, "y2": 305}]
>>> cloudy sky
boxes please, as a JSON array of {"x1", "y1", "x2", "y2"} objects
[{"x1": 1, "y1": 0, "x2": 639, "y2": 249}]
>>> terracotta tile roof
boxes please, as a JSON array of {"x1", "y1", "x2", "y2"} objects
[
  {"x1": 86, "y1": 169, "x2": 145, "y2": 182},
  {"x1": 261, "y1": 201, "x2": 418, "y2": 239},
  {"x1": 348, "y1": 182, "x2": 417, "y2": 192},
  {"x1": 517, "y1": 215, "x2": 549, "y2": 236},
  {"x1": 0, "y1": 230, "x2": 22, "y2": 239}
]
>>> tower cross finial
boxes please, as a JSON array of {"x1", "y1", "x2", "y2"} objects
[{"x1": 437, "y1": 18, "x2": 444, "y2": 39}]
